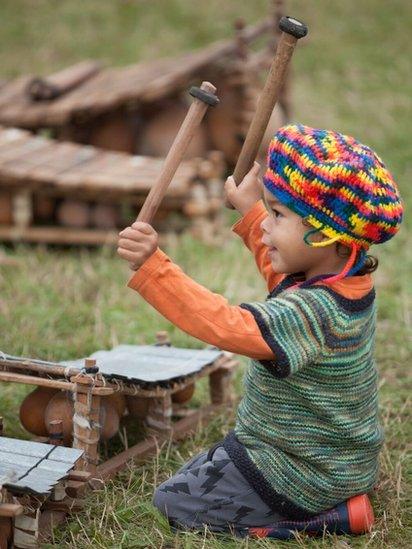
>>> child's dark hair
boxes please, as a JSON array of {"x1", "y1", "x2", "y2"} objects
[{"x1": 336, "y1": 243, "x2": 378, "y2": 275}]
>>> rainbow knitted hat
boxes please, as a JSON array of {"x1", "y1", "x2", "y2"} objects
[{"x1": 263, "y1": 124, "x2": 403, "y2": 281}]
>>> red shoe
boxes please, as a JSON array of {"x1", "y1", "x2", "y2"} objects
[{"x1": 244, "y1": 494, "x2": 374, "y2": 539}]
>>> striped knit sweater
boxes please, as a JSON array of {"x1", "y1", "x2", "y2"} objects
[{"x1": 223, "y1": 274, "x2": 383, "y2": 518}]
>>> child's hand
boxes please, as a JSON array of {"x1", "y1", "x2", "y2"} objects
[
  {"x1": 117, "y1": 222, "x2": 158, "y2": 271},
  {"x1": 225, "y1": 162, "x2": 262, "y2": 215}
]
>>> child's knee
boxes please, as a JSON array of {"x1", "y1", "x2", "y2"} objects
[{"x1": 152, "y1": 484, "x2": 167, "y2": 516}]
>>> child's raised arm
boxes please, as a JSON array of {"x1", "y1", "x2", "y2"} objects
[
  {"x1": 225, "y1": 163, "x2": 285, "y2": 292},
  {"x1": 118, "y1": 225, "x2": 274, "y2": 360}
]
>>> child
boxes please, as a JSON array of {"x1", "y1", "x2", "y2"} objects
[{"x1": 117, "y1": 124, "x2": 403, "y2": 533}]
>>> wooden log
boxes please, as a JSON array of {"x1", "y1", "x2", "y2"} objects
[
  {"x1": 26, "y1": 60, "x2": 103, "y2": 101},
  {"x1": 19, "y1": 386, "x2": 59, "y2": 437}
]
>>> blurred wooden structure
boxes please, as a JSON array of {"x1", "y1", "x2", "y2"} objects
[
  {"x1": 0, "y1": 2, "x2": 289, "y2": 167},
  {"x1": 0, "y1": 126, "x2": 225, "y2": 245},
  {"x1": 0, "y1": 334, "x2": 238, "y2": 480},
  {"x1": 0, "y1": 2, "x2": 292, "y2": 245}
]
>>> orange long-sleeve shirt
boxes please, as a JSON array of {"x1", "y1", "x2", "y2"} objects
[{"x1": 128, "y1": 201, "x2": 373, "y2": 359}]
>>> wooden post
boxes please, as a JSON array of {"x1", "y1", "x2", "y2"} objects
[
  {"x1": 209, "y1": 355, "x2": 235, "y2": 405},
  {"x1": 0, "y1": 417, "x2": 3, "y2": 436},
  {"x1": 155, "y1": 331, "x2": 171, "y2": 346},
  {"x1": 145, "y1": 394, "x2": 173, "y2": 437},
  {"x1": 14, "y1": 502, "x2": 40, "y2": 549},
  {"x1": 71, "y1": 359, "x2": 102, "y2": 473},
  {"x1": 0, "y1": 487, "x2": 15, "y2": 549},
  {"x1": 12, "y1": 190, "x2": 32, "y2": 229}
]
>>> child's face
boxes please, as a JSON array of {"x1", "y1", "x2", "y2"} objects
[{"x1": 260, "y1": 188, "x2": 343, "y2": 278}]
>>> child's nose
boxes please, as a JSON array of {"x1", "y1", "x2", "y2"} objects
[{"x1": 260, "y1": 217, "x2": 270, "y2": 233}]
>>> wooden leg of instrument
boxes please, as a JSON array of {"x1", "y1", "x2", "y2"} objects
[{"x1": 146, "y1": 395, "x2": 172, "y2": 437}]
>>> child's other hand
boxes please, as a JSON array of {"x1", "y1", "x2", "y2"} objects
[
  {"x1": 117, "y1": 222, "x2": 158, "y2": 271},
  {"x1": 225, "y1": 162, "x2": 262, "y2": 215}
]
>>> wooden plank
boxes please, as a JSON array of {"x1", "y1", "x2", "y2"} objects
[
  {"x1": 0, "y1": 135, "x2": 50, "y2": 164},
  {"x1": 0, "y1": 451, "x2": 39, "y2": 469},
  {"x1": 0, "y1": 437, "x2": 53, "y2": 459},
  {"x1": 0, "y1": 128, "x2": 30, "y2": 149},
  {"x1": 48, "y1": 446, "x2": 83, "y2": 464}
]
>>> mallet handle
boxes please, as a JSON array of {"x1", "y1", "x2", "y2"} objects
[
  {"x1": 232, "y1": 16, "x2": 307, "y2": 189},
  {"x1": 137, "y1": 81, "x2": 218, "y2": 224}
]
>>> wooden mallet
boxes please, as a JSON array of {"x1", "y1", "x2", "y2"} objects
[
  {"x1": 136, "y1": 81, "x2": 219, "y2": 224},
  {"x1": 227, "y1": 16, "x2": 308, "y2": 206}
]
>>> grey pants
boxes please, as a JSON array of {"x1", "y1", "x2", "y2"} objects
[{"x1": 153, "y1": 444, "x2": 283, "y2": 531}]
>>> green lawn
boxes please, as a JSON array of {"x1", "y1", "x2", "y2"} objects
[{"x1": 0, "y1": 1, "x2": 411, "y2": 547}]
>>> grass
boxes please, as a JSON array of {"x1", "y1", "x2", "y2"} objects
[{"x1": 0, "y1": 0, "x2": 411, "y2": 547}]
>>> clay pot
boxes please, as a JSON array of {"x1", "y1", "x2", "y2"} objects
[
  {"x1": 125, "y1": 395, "x2": 150, "y2": 419},
  {"x1": 138, "y1": 103, "x2": 207, "y2": 159},
  {"x1": 172, "y1": 383, "x2": 195, "y2": 404},
  {"x1": 19, "y1": 387, "x2": 59, "y2": 436},
  {"x1": 45, "y1": 391, "x2": 74, "y2": 445},
  {"x1": 90, "y1": 203, "x2": 119, "y2": 229},
  {"x1": 206, "y1": 82, "x2": 284, "y2": 166},
  {"x1": 107, "y1": 393, "x2": 126, "y2": 418},
  {"x1": 56, "y1": 200, "x2": 90, "y2": 228},
  {"x1": 99, "y1": 399, "x2": 119, "y2": 440},
  {"x1": 88, "y1": 112, "x2": 136, "y2": 153}
]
